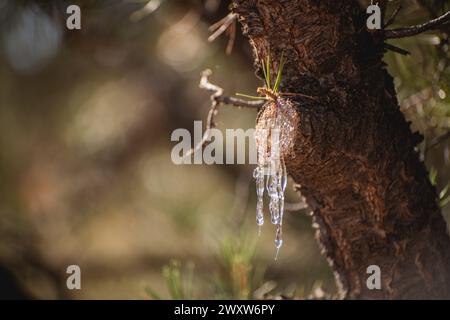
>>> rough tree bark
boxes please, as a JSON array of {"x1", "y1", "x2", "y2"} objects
[{"x1": 231, "y1": 0, "x2": 450, "y2": 299}]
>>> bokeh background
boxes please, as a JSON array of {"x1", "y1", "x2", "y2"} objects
[{"x1": 0, "y1": 0, "x2": 448, "y2": 299}]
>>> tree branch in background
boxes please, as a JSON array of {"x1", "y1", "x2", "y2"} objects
[
  {"x1": 208, "y1": 13, "x2": 237, "y2": 55},
  {"x1": 183, "y1": 69, "x2": 263, "y2": 159},
  {"x1": 427, "y1": 130, "x2": 450, "y2": 152},
  {"x1": 378, "y1": 0, "x2": 389, "y2": 26},
  {"x1": 385, "y1": 11, "x2": 450, "y2": 39},
  {"x1": 384, "y1": 4, "x2": 402, "y2": 28},
  {"x1": 384, "y1": 43, "x2": 410, "y2": 55},
  {"x1": 199, "y1": 69, "x2": 264, "y2": 109}
]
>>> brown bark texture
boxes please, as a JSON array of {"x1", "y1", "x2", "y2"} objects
[{"x1": 232, "y1": 0, "x2": 450, "y2": 299}]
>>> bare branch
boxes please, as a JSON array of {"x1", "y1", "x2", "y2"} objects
[
  {"x1": 199, "y1": 69, "x2": 224, "y2": 96},
  {"x1": 215, "y1": 95, "x2": 265, "y2": 108},
  {"x1": 225, "y1": 19, "x2": 237, "y2": 55},
  {"x1": 183, "y1": 70, "x2": 263, "y2": 159},
  {"x1": 384, "y1": 43, "x2": 410, "y2": 55},
  {"x1": 199, "y1": 69, "x2": 264, "y2": 108},
  {"x1": 130, "y1": 0, "x2": 162, "y2": 21},
  {"x1": 385, "y1": 11, "x2": 450, "y2": 39}
]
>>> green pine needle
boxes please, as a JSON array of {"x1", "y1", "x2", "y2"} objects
[
  {"x1": 235, "y1": 93, "x2": 267, "y2": 100},
  {"x1": 273, "y1": 53, "x2": 285, "y2": 93},
  {"x1": 259, "y1": 53, "x2": 268, "y2": 88},
  {"x1": 247, "y1": 50, "x2": 286, "y2": 97}
]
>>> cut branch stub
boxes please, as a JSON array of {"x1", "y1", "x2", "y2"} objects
[{"x1": 233, "y1": 0, "x2": 450, "y2": 299}]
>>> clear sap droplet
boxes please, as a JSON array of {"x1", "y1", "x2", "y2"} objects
[
  {"x1": 255, "y1": 166, "x2": 265, "y2": 228},
  {"x1": 275, "y1": 238, "x2": 283, "y2": 249},
  {"x1": 253, "y1": 167, "x2": 260, "y2": 179},
  {"x1": 268, "y1": 185, "x2": 278, "y2": 198},
  {"x1": 256, "y1": 199, "x2": 264, "y2": 225},
  {"x1": 256, "y1": 216, "x2": 264, "y2": 226},
  {"x1": 269, "y1": 200, "x2": 280, "y2": 224},
  {"x1": 281, "y1": 166, "x2": 287, "y2": 192},
  {"x1": 256, "y1": 171, "x2": 265, "y2": 197},
  {"x1": 275, "y1": 221, "x2": 283, "y2": 260},
  {"x1": 274, "y1": 239, "x2": 283, "y2": 261}
]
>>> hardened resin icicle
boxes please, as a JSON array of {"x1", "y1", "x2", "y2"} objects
[
  {"x1": 253, "y1": 85, "x2": 299, "y2": 258},
  {"x1": 254, "y1": 128, "x2": 268, "y2": 234},
  {"x1": 268, "y1": 162, "x2": 280, "y2": 225},
  {"x1": 248, "y1": 54, "x2": 301, "y2": 259},
  {"x1": 267, "y1": 170, "x2": 279, "y2": 224},
  {"x1": 274, "y1": 158, "x2": 287, "y2": 260},
  {"x1": 253, "y1": 99, "x2": 295, "y2": 258},
  {"x1": 254, "y1": 167, "x2": 265, "y2": 227},
  {"x1": 268, "y1": 123, "x2": 281, "y2": 225}
]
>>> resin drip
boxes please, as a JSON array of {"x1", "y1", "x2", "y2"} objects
[{"x1": 254, "y1": 97, "x2": 297, "y2": 259}]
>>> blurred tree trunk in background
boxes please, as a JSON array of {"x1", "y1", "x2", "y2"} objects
[{"x1": 232, "y1": 0, "x2": 450, "y2": 299}]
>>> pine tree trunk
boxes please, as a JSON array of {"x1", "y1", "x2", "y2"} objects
[{"x1": 232, "y1": 0, "x2": 450, "y2": 299}]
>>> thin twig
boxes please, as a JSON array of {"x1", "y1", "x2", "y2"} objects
[
  {"x1": 284, "y1": 202, "x2": 308, "y2": 212},
  {"x1": 208, "y1": 13, "x2": 235, "y2": 37},
  {"x1": 384, "y1": 43, "x2": 410, "y2": 55},
  {"x1": 427, "y1": 130, "x2": 450, "y2": 151},
  {"x1": 384, "y1": 4, "x2": 402, "y2": 28},
  {"x1": 199, "y1": 69, "x2": 224, "y2": 96},
  {"x1": 199, "y1": 69, "x2": 264, "y2": 108},
  {"x1": 215, "y1": 95, "x2": 265, "y2": 108},
  {"x1": 378, "y1": 0, "x2": 389, "y2": 26},
  {"x1": 183, "y1": 70, "x2": 262, "y2": 159},
  {"x1": 385, "y1": 11, "x2": 450, "y2": 39},
  {"x1": 130, "y1": 0, "x2": 162, "y2": 21},
  {"x1": 208, "y1": 13, "x2": 237, "y2": 55},
  {"x1": 225, "y1": 19, "x2": 236, "y2": 55}
]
